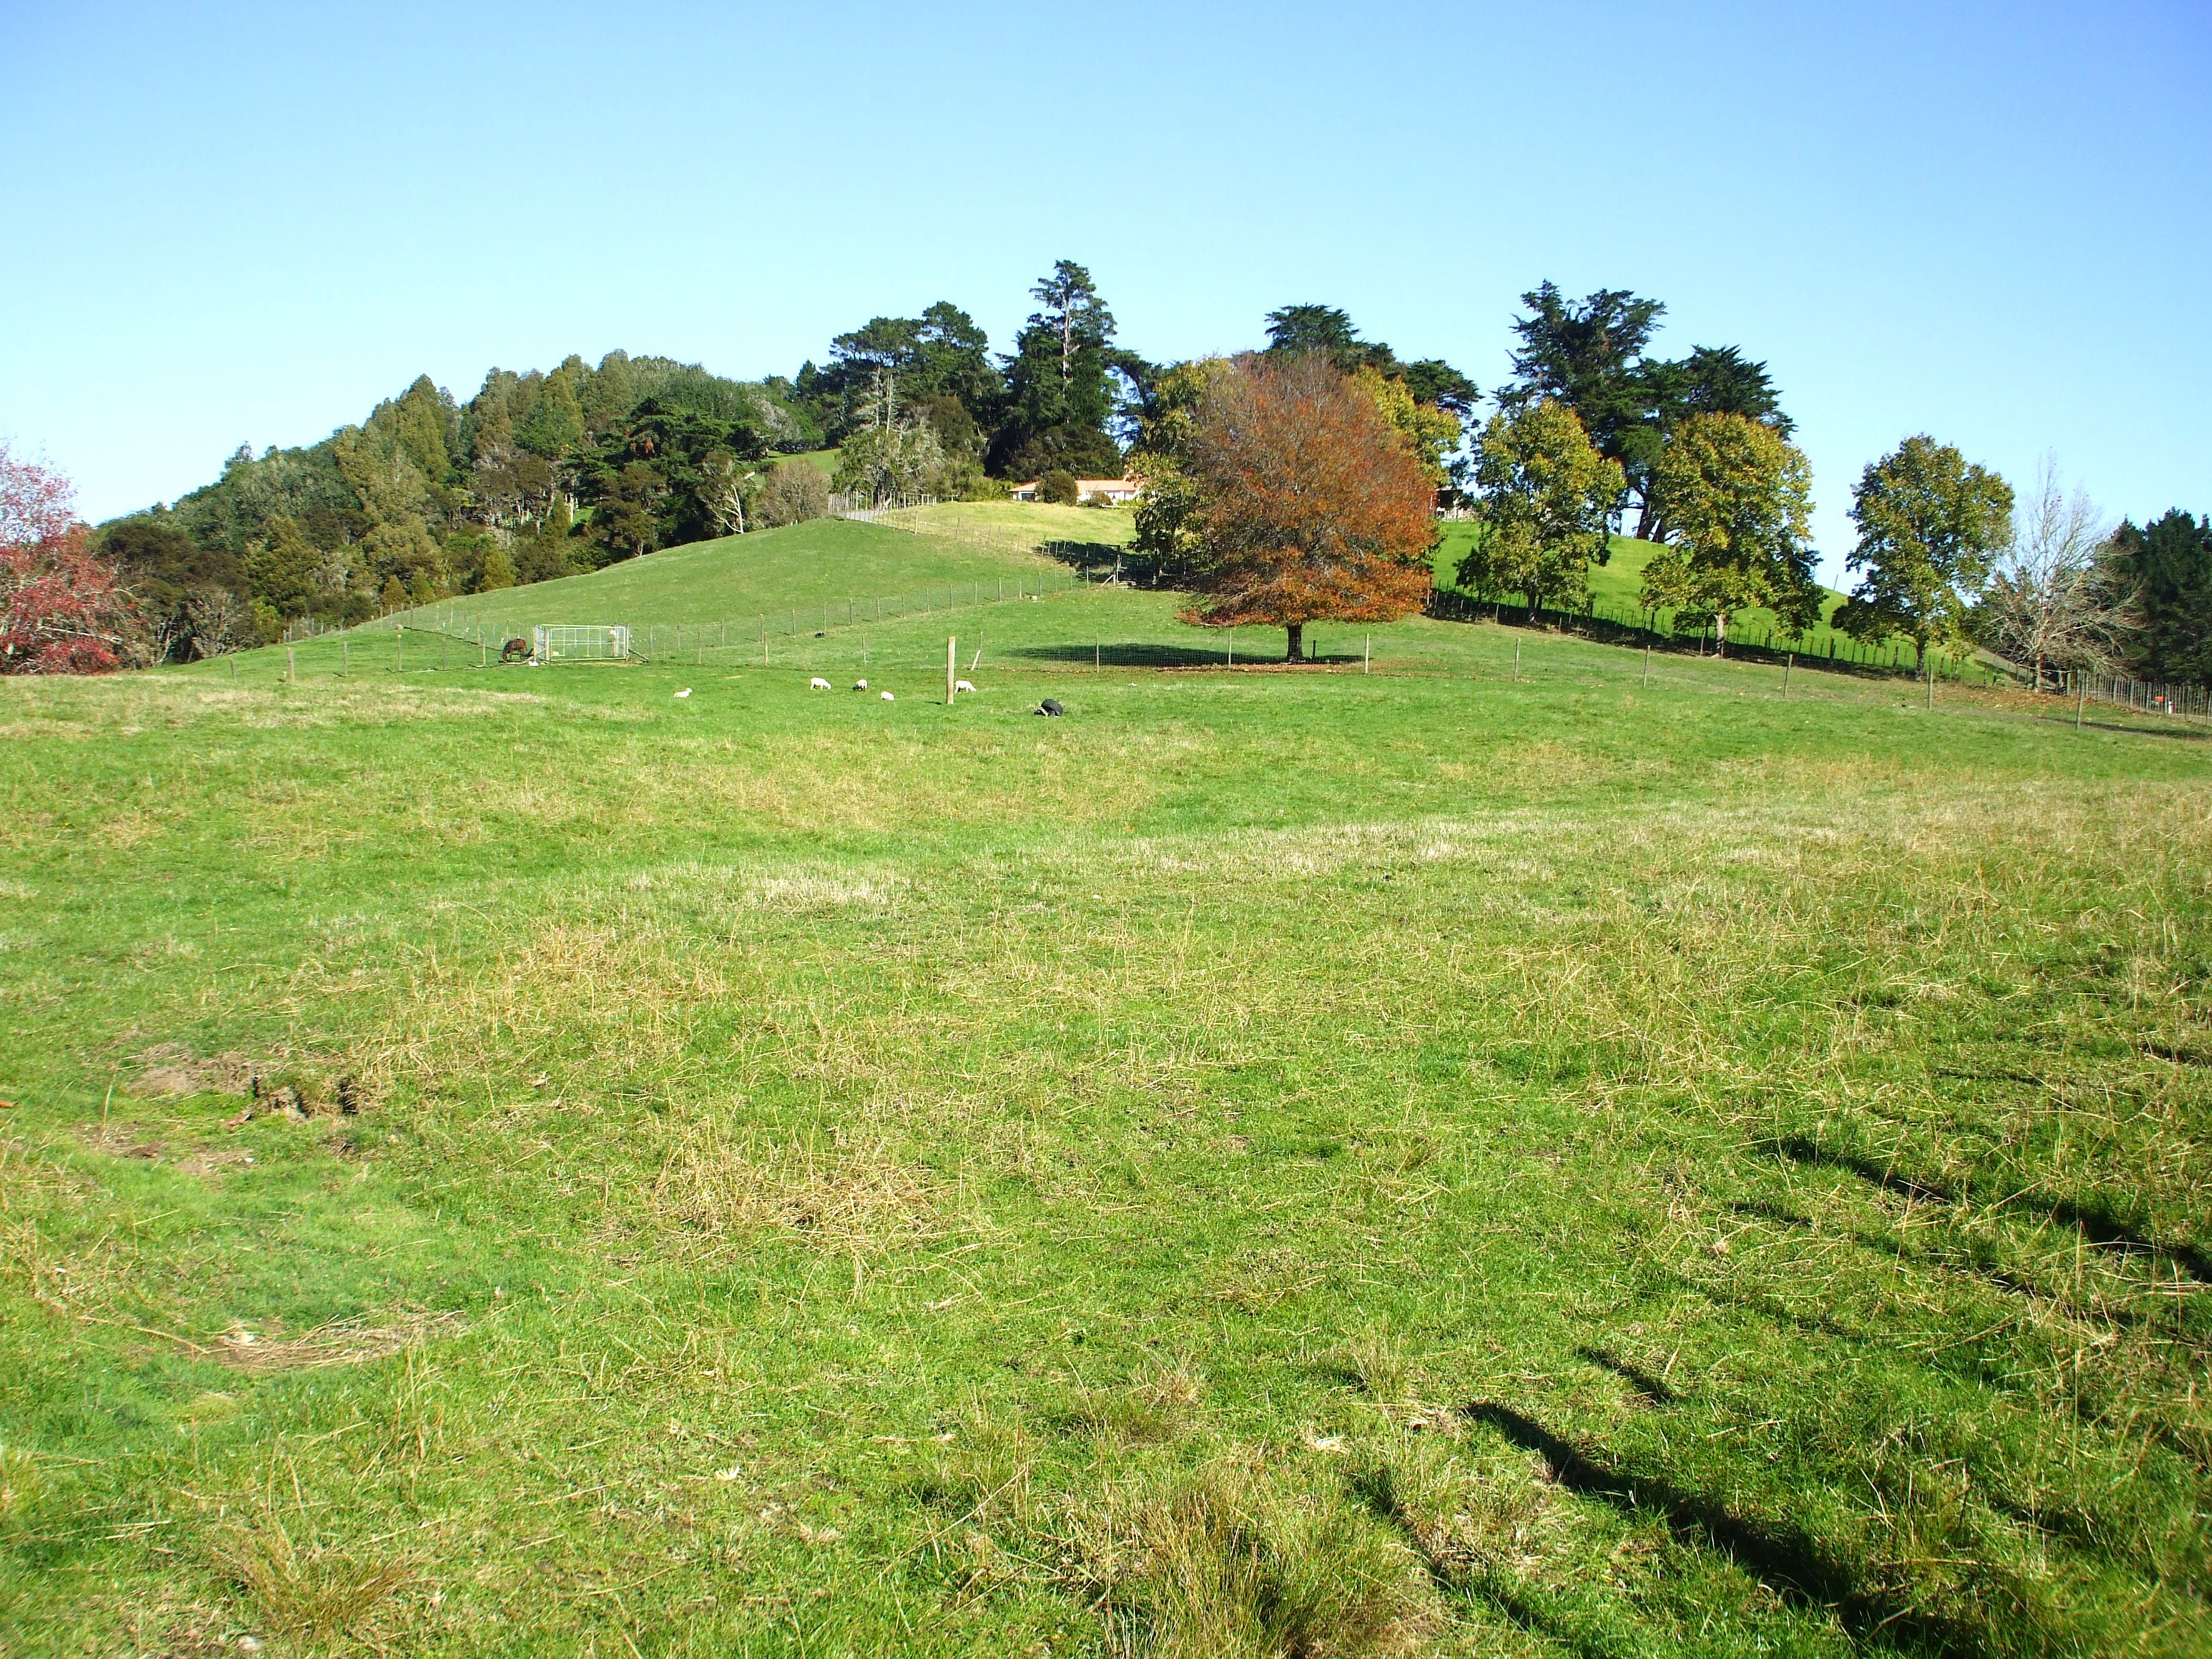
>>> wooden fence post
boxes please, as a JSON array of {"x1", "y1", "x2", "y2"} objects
[{"x1": 946, "y1": 636, "x2": 958, "y2": 704}]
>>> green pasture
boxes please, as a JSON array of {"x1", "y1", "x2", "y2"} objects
[
  {"x1": 376, "y1": 516, "x2": 1081, "y2": 643},
  {"x1": 1433, "y1": 526, "x2": 1976, "y2": 674},
  {"x1": 3, "y1": 564, "x2": 2209, "y2": 1656}
]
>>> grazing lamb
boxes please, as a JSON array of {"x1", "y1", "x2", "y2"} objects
[
  {"x1": 880, "y1": 691, "x2": 895, "y2": 701},
  {"x1": 853, "y1": 678, "x2": 868, "y2": 690},
  {"x1": 955, "y1": 679, "x2": 976, "y2": 694},
  {"x1": 809, "y1": 677, "x2": 832, "y2": 690},
  {"x1": 675, "y1": 687, "x2": 692, "y2": 699}
]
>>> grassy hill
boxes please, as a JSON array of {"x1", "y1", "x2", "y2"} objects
[
  {"x1": 1435, "y1": 523, "x2": 1954, "y2": 672},
  {"x1": 375, "y1": 514, "x2": 1081, "y2": 646},
  {"x1": 9, "y1": 533, "x2": 2208, "y2": 1654}
]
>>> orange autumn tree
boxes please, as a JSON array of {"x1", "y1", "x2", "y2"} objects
[{"x1": 1171, "y1": 352, "x2": 1437, "y2": 661}]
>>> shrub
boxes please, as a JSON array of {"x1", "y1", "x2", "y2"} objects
[
  {"x1": 756, "y1": 462, "x2": 829, "y2": 528},
  {"x1": 1039, "y1": 470, "x2": 1079, "y2": 506}
]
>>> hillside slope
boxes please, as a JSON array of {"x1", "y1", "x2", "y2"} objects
[
  {"x1": 377, "y1": 514, "x2": 1076, "y2": 637},
  {"x1": 1434, "y1": 525, "x2": 1940, "y2": 666}
]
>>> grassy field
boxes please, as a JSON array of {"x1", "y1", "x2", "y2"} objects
[
  {"x1": 4, "y1": 572, "x2": 2210, "y2": 1657},
  {"x1": 378, "y1": 516, "x2": 1081, "y2": 645}
]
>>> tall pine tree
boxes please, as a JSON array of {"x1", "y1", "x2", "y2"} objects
[{"x1": 988, "y1": 260, "x2": 1123, "y2": 479}]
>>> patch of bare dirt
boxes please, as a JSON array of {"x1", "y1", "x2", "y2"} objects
[{"x1": 130, "y1": 1044, "x2": 256, "y2": 1098}]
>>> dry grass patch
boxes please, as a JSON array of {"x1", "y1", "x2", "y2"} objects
[
  {"x1": 651, "y1": 1121, "x2": 939, "y2": 1256},
  {"x1": 212, "y1": 1309, "x2": 465, "y2": 1374},
  {"x1": 210, "y1": 1509, "x2": 418, "y2": 1648}
]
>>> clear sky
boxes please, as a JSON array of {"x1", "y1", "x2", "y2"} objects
[{"x1": 4, "y1": 1, "x2": 2206, "y2": 581}]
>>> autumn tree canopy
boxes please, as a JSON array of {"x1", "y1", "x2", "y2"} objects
[
  {"x1": 1166, "y1": 353, "x2": 1437, "y2": 662},
  {"x1": 1, "y1": 444, "x2": 142, "y2": 674}
]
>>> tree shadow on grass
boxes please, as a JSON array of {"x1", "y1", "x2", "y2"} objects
[
  {"x1": 1040, "y1": 539, "x2": 1136, "y2": 579},
  {"x1": 1762, "y1": 1136, "x2": 2212, "y2": 1282},
  {"x1": 1458, "y1": 1402, "x2": 1996, "y2": 1657},
  {"x1": 1006, "y1": 642, "x2": 1354, "y2": 669}
]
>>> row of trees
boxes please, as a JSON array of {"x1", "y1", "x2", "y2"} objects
[
  {"x1": 1443, "y1": 284, "x2": 2205, "y2": 687},
  {"x1": 82, "y1": 260, "x2": 1191, "y2": 659},
  {"x1": 15, "y1": 268, "x2": 2208, "y2": 682},
  {"x1": 91, "y1": 353, "x2": 835, "y2": 657}
]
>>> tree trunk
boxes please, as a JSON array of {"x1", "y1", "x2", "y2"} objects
[
  {"x1": 1286, "y1": 621, "x2": 1304, "y2": 662},
  {"x1": 1715, "y1": 613, "x2": 1729, "y2": 657}
]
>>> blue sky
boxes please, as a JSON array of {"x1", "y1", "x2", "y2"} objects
[{"x1": 3, "y1": 1, "x2": 2206, "y2": 581}]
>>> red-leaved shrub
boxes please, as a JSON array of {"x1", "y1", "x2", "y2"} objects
[{"x1": 1, "y1": 443, "x2": 142, "y2": 673}]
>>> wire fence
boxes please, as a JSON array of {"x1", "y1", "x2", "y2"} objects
[
  {"x1": 828, "y1": 491, "x2": 939, "y2": 518},
  {"x1": 333, "y1": 568, "x2": 1094, "y2": 667},
  {"x1": 263, "y1": 553, "x2": 2209, "y2": 726},
  {"x1": 2062, "y1": 670, "x2": 2210, "y2": 722},
  {"x1": 1428, "y1": 589, "x2": 2005, "y2": 683}
]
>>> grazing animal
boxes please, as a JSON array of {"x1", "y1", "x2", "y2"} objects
[
  {"x1": 955, "y1": 679, "x2": 976, "y2": 694},
  {"x1": 1036, "y1": 698, "x2": 1063, "y2": 717},
  {"x1": 809, "y1": 677, "x2": 832, "y2": 690},
  {"x1": 501, "y1": 638, "x2": 529, "y2": 662},
  {"x1": 880, "y1": 691, "x2": 895, "y2": 701},
  {"x1": 853, "y1": 679, "x2": 868, "y2": 690},
  {"x1": 675, "y1": 687, "x2": 692, "y2": 699}
]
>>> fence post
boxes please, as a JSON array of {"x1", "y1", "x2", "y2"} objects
[
  {"x1": 1643, "y1": 646, "x2": 1651, "y2": 689},
  {"x1": 396, "y1": 625, "x2": 403, "y2": 674},
  {"x1": 1784, "y1": 652, "x2": 1792, "y2": 699},
  {"x1": 946, "y1": 636, "x2": 957, "y2": 704},
  {"x1": 342, "y1": 640, "x2": 349, "y2": 675},
  {"x1": 1513, "y1": 640, "x2": 1520, "y2": 682},
  {"x1": 287, "y1": 646, "x2": 295, "y2": 684},
  {"x1": 1364, "y1": 633, "x2": 1371, "y2": 675}
]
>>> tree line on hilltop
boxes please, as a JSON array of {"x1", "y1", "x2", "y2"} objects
[{"x1": 4, "y1": 269, "x2": 2207, "y2": 689}]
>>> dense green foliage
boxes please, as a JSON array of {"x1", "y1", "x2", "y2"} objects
[
  {"x1": 94, "y1": 358, "x2": 812, "y2": 656},
  {"x1": 92, "y1": 266, "x2": 1171, "y2": 657},
  {"x1": 1499, "y1": 283, "x2": 1790, "y2": 541},
  {"x1": 2106, "y1": 508, "x2": 2212, "y2": 683},
  {"x1": 1455, "y1": 400, "x2": 1622, "y2": 618},
  {"x1": 1836, "y1": 435, "x2": 2015, "y2": 671}
]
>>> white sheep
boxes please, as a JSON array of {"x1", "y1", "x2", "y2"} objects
[
  {"x1": 809, "y1": 677, "x2": 831, "y2": 690},
  {"x1": 674, "y1": 687, "x2": 692, "y2": 699},
  {"x1": 880, "y1": 690, "x2": 895, "y2": 701},
  {"x1": 853, "y1": 678, "x2": 868, "y2": 690},
  {"x1": 955, "y1": 679, "x2": 976, "y2": 694}
]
